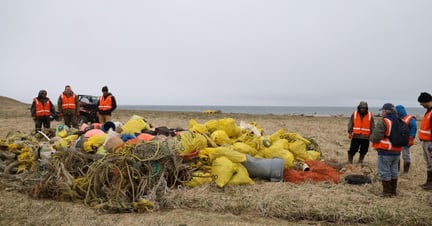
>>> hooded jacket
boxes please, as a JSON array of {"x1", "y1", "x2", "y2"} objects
[
  {"x1": 31, "y1": 90, "x2": 55, "y2": 118},
  {"x1": 348, "y1": 101, "x2": 375, "y2": 139},
  {"x1": 395, "y1": 105, "x2": 417, "y2": 138}
]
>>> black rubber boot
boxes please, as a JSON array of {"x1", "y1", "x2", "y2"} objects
[
  {"x1": 359, "y1": 154, "x2": 365, "y2": 164},
  {"x1": 421, "y1": 171, "x2": 432, "y2": 190},
  {"x1": 390, "y1": 178, "x2": 398, "y2": 196},
  {"x1": 382, "y1": 180, "x2": 393, "y2": 197},
  {"x1": 403, "y1": 162, "x2": 410, "y2": 173},
  {"x1": 348, "y1": 154, "x2": 354, "y2": 164}
]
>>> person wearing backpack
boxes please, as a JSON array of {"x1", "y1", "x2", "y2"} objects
[
  {"x1": 417, "y1": 92, "x2": 432, "y2": 191},
  {"x1": 396, "y1": 105, "x2": 417, "y2": 173},
  {"x1": 370, "y1": 103, "x2": 403, "y2": 197},
  {"x1": 347, "y1": 101, "x2": 375, "y2": 164}
]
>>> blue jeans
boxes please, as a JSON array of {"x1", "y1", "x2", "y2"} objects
[
  {"x1": 421, "y1": 141, "x2": 432, "y2": 172},
  {"x1": 377, "y1": 154, "x2": 400, "y2": 181},
  {"x1": 401, "y1": 146, "x2": 411, "y2": 162}
]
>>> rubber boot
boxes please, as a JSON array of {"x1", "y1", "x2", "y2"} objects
[
  {"x1": 390, "y1": 178, "x2": 398, "y2": 196},
  {"x1": 403, "y1": 162, "x2": 410, "y2": 173},
  {"x1": 381, "y1": 180, "x2": 393, "y2": 197},
  {"x1": 348, "y1": 154, "x2": 354, "y2": 164},
  {"x1": 358, "y1": 154, "x2": 365, "y2": 164},
  {"x1": 421, "y1": 171, "x2": 432, "y2": 190}
]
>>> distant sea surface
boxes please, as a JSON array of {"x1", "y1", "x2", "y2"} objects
[{"x1": 118, "y1": 105, "x2": 426, "y2": 117}]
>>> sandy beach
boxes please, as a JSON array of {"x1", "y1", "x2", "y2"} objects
[{"x1": 0, "y1": 96, "x2": 431, "y2": 225}]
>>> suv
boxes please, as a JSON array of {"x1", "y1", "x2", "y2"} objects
[{"x1": 78, "y1": 94, "x2": 99, "y2": 124}]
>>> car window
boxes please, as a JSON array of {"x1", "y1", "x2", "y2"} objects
[{"x1": 79, "y1": 95, "x2": 98, "y2": 104}]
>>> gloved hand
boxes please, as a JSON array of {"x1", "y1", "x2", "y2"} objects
[
  {"x1": 408, "y1": 137, "x2": 415, "y2": 147},
  {"x1": 348, "y1": 133, "x2": 353, "y2": 139},
  {"x1": 32, "y1": 116, "x2": 36, "y2": 122}
]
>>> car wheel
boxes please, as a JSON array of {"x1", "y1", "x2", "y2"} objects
[{"x1": 345, "y1": 174, "x2": 372, "y2": 185}]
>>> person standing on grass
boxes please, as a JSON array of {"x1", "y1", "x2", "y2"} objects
[
  {"x1": 417, "y1": 92, "x2": 432, "y2": 191},
  {"x1": 370, "y1": 103, "x2": 402, "y2": 197},
  {"x1": 58, "y1": 85, "x2": 79, "y2": 128},
  {"x1": 347, "y1": 101, "x2": 375, "y2": 164},
  {"x1": 97, "y1": 86, "x2": 117, "y2": 124},
  {"x1": 30, "y1": 90, "x2": 56, "y2": 132},
  {"x1": 395, "y1": 105, "x2": 417, "y2": 173}
]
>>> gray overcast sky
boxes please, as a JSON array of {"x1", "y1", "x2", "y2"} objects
[{"x1": 1, "y1": 1, "x2": 431, "y2": 107}]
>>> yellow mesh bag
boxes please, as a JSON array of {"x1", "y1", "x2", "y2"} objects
[
  {"x1": 178, "y1": 131, "x2": 207, "y2": 154},
  {"x1": 211, "y1": 156, "x2": 237, "y2": 188},
  {"x1": 210, "y1": 130, "x2": 232, "y2": 146},
  {"x1": 261, "y1": 146, "x2": 295, "y2": 169},
  {"x1": 199, "y1": 147, "x2": 247, "y2": 165},
  {"x1": 121, "y1": 115, "x2": 151, "y2": 135},
  {"x1": 228, "y1": 163, "x2": 255, "y2": 186},
  {"x1": 232, "y1": 142, "x2": 258, "y2": 156}
]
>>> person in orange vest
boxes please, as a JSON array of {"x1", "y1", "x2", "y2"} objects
[
  {"x1": 57, "y1": 85, "x2": 79, "y2": 128},
  {"x1": 97, "y1": 86, "x2": 117, "y2": 124},
  {"x1": 417, "y1": 92, "x2": 432, "y2": 190},
  {"x1": 30, "y1": 90, "x2": 55, "y2": 132},
  {"x1": 347, "y1": 101, "x2": 375, "y2": 164},
  {"x1": 370, "y1": 103, "x2": 402, "y2": 197},
  {"x1": 395, "y1": 105, "x2": 417, "y2": 173}
]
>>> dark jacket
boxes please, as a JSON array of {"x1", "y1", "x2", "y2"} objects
[
  {"x1": 57, "y1": 91, "x2": 79, "y2": 115},
  {"x1": 97, "y1": 93, "x2": 117, "y2": 115},
  {"x1": 31, "y1": 91, "x2": 55, "y2": 118},
  {"x1": 370, "y1": 112, "x2": 401, "y2": 155},
  {"x1": 348, "y1": 102, "x2": 375, "y2": 140}
]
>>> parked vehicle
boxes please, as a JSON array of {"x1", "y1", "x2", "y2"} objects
[{"x1": 78, "y1": 94, "x2": 99, "y2": 124}]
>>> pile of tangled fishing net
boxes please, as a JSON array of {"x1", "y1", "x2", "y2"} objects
[
  {"x1": 0, "y1": 116, "x2": 328, "y2": 213},
  {"x1": 0, "y1": 129, "x2": 193, "y2": 213},
  {"x1": 0, "y1": 131, "x2": 40, "y2": 180}
]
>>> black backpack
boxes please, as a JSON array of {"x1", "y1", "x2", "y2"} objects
[{"x1": 388, "y1": 117, "x2": 410, "y2": 147}]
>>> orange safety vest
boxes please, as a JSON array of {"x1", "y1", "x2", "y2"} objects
[
  {"x1": 402, "y1": 115, "x2": 414, "y2": 125},
  {"x1": 61, "y1": 94, "x2": 76, "y2": 110},
  {"x1": 418, "y1": 110, "x2": 432, "y2": 141},
  {"x1": 352, "y1": 111, "x2": 372, "y2": 136},
  {"x1": 34, "y1": 98, "x2": 51, "y2": 117},
  {"x1": 98, "y1": 95, "x2": 113, "y2": 111},
  {"x1": 372, "y1": 118, "x2": 403, "y2": 151}
]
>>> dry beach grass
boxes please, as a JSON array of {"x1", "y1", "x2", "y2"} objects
[{"x1": 0, "y1": 96, "x2": 431, "y2": 226}]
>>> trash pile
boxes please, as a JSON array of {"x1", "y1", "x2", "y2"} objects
[{"x1": 0, "y1": 115, "x2": 340, "y2": 213}]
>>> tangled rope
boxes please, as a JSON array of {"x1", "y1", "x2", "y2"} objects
[{"x1": 22, "y1": 137, "x2": 194, "y2": 213}]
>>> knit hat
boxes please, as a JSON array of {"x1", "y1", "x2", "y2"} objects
[
  {"x1": 418, "y1": 92, "x2": 432, "y2": 103},
  {"x1": 358, "y1": 101, "x2": 368, "y2": 108},
  {"x1": 102, "y1": 86, "x2": 108, "y2": 92},
  {"x1": 379, "y1": 103, "x2": 395, "y2": 111}
]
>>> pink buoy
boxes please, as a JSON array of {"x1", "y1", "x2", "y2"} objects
[{"x1": 84, "y1": 128, "x2": 105, "y2": 138}]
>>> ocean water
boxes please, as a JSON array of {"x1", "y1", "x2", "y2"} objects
[{"x1": 119, "y1": 105, "x2": 426, "y2": 117}]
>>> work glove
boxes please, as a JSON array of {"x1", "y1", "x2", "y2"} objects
[
  {"x1": 348, "y1": 133, "x2": 353, "y2": 139},
  {"x1": 32, "y1": 116, "x2": 36, "y2": 122},
  {"x1": 408, "y1": 137, "x2": 415, "y2": 147}
]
